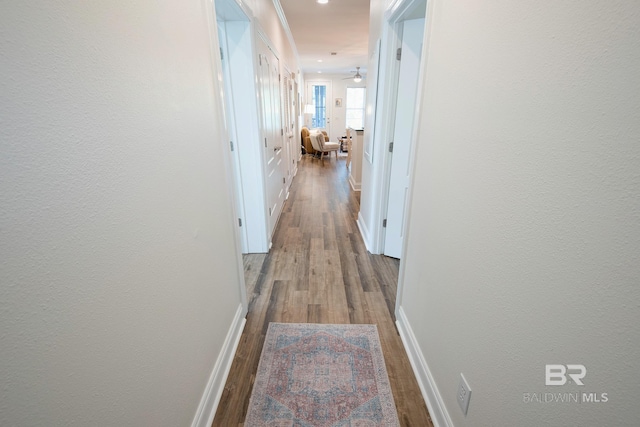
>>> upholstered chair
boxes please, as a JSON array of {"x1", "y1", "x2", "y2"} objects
[
  {"x1": 301, "y1": 126, "x2": 330, "y2": 155},
  {"x1": 309, "y1": 131, "x2": 340, "y2": 164},
  {"x1": 301, "y1": 126, "x2": 315, "y2": 155}
]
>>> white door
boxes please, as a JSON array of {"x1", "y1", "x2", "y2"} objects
[
  {"x1": 282, "y1": 73, "x2": 295, "y2": 190},
  {"x1": 258, "y1": 39, "x2": 286, "y2": 240},
  {"x1": 384, "y1": 18, "x2": 425, "y2": 258},
  {"x1": 217, "y1": 22, "x2": 248, "y2": 252},
  {"x1": 307, "y1": 81, "x2": 332, "y2": 137}
]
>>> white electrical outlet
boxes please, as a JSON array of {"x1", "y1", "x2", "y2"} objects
[{"x1": 457, "y1": 373, "x2": 472, "y2": 415}]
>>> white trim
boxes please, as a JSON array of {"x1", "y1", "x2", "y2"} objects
[
  {"x1": 376, "y1": 0, "x2": 430, "y2": 257},
  {"x1": 356, "y1": 215, "x2": 373, "y2": 253},
  {"x1": 202, "y1": 0, "x2": 249, "y2": 312},
  {"x1": 386, "y1": 0, "x2": 425, "y2": 22},
  {"x1": 396, "y1": 306, "x2": 453, "y2": 427},
  {"x1": 234, "y1": 0, "x2": 254, "y2": 20},
  {"x1": 394, "y1": 0, "x2": 436, "y2": 325},
  {"x1": 305, "y1": 79, "x2": 333, "y2": 135},
  {"x1": 272, "y1": 0, "x2": 301, "y2": 67},
  {"x1": 375, "y1": 21, "x2": 404, "y2": 255},
  {"x1": 218, "y1": 21, "x2": 249, "y2": 255},
  {"x1": 365, "y1": 7, "x2": 407, "y2": 254},
  {"x1": 349, "y1": 175, "x2": 361, "y2": 192},
  {"x1": 191, "y1": 304, "x2": 246, "y2": 427},
  {"x1": 255, "y1": 26, "x2": 281, "y2": 61},
  {"x1": 385, "y1": 0, "x2": 407, "y2": 21}
]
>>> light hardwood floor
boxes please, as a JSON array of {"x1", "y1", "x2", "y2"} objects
[{"x1": 212, "y1": 153, "x2": 433, "y2": 426}]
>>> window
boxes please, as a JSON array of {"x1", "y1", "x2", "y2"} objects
[
  {"x1": 311, "y1": 85, "x2": 326, "y2": 128},
  {"x1": 346, "y1": 87, "x2": 366, "y2": 130}
]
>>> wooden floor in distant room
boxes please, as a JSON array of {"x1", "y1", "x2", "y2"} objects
[{"x1": 212, "y1": 153, "x2": 433, "y2": 427}]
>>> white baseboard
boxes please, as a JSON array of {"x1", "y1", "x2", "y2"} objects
[
  {"x1": 349, "y1": 174, "x2": 361, "y2": 191},
  {"x1": 396, "y1": 306, "x2": 453, "y2": 427},
  {"x1": 191, "y1": 304, "x2": 246, "y2": 427},
  {"x1": 356, "y1": 216, "x2": 373, "y2": 253}
]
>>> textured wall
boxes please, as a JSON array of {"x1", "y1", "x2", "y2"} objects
[
  {"x1": 0, "y1": 1, "x2": 243, "y2": 425},
  {"x1": 400, "y1": 0, "x2": 640, "y2": 425}
]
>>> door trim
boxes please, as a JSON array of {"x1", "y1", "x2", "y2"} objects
[
  {"x1": 382, "y1": 17, "x2": 425, "y2": 259},
  {"x1": 305, "y1": 80, "x2": 333, "y2": 136},
  {"x1": 373, "y1": 0, "x2": 429, "y2": 255},
  {"x1": 393, "y1": 0, "x2": 434, "y2": 315}
]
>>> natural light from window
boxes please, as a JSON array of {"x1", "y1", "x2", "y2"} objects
[
  {"x1": 346, "y1": 87, "x2": 366, "y2": 130},
  {"x1": 311, "y1": 85, "x2": 326, "y2": 128}
]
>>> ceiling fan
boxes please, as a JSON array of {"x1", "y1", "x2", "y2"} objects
[{"x1": 343, "y1": 67, "x2": 364, "y2": 82}]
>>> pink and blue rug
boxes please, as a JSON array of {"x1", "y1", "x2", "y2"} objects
[{"x1": 245, "y1": 323, "x2": 400, "y2": 427}]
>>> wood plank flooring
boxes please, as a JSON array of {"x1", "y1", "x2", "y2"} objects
[{"x1": 212, "y1": 153, "x2": 433, "y2": 427}]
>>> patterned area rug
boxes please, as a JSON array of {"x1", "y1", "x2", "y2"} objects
[{"x1": 245, "y1": 323, "x2": 400, "y2": 427}]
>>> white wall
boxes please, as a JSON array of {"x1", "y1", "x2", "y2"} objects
[
  {"x1": 0, "y1": 1, "x2": 244, "y2": 425},
  {"x1": 399, "y1": 1, "x2": 640, "y2": 426}
]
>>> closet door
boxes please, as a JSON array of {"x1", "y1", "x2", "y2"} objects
[
  {"x1": 257, "y1": 38, "x2": 285, "y2": 241},
  {"x1": 282, "y1": 73, "x2": 296, "y2": 189}
]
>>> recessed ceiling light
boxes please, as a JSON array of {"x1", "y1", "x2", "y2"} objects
[
  {"x1": 317, "y1": 59, "x2": 323, "y2": 62},
  {"x1": 317, "y1": 0, "x2": 329, "y2": 4}
]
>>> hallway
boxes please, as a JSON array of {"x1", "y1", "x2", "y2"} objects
[{"x1": 213, "y1": 155, "x2": 433, "y2": 426}]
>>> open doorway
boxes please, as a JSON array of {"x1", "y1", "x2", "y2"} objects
[
  {"x1": 380, "y1": 0, "x2": 427, "y2": 259},
  {"x1": 216, "y1": 0, "x2": 301, "y2": 254}
]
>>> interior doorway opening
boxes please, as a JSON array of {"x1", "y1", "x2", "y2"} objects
[
  {"x1": 379, "y1": 0, "x2": 427, "y2": 259},
  {"x1": 215, "y1": 0, "x2": 269, "y2": 253}
]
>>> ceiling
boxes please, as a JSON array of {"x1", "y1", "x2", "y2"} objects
[{"x1": 278, "y1": 0, "x2": 370, "y2": 77}]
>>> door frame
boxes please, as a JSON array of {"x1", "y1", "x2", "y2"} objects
[
  {"x1": 281, "y1": 68, "x2": 299, "y2": 194},
  {"x1": 215, "y1": 0, "x2": 270, "y2": 254},
  {"x1": 256, "y1": 34, "x2": 286, "y2": 243},
  {"x1": 305, "y1": 80, "x2": 333, "y2": 136},
  {"x1": 372, "y1": 0, "x2": 429, "y2": 255},
  {"x1": 218, "y1": 20, "x2": 249, "y2": 252},
  {"x1": 389, "y1": 0, "x2": 435, "y2": 314},
  {"x1": 382, "y1": 17, "x2": 425, "y2": 259},
  {"x1": 205, "y1": 0, "x2": 258, "y2": 316}
]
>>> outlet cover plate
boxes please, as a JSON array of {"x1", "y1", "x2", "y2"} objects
[{"x1": 457, "y1": 373, "x2": 472, "y2": 415}]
